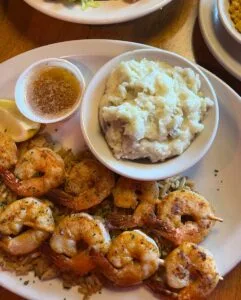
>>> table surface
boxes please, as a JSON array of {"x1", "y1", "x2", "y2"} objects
[{"x1": 0, "y1": 0, "x2": 241, "y2": 299}]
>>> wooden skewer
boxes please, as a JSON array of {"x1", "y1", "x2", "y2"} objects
[
  {"x1": 208, "y1": 215, "x2": 223, "y2": 222},
  {"x1": 146, "y1": 280, "x2": 178, "y2": 298},
  {"x1": 162, "y1": 289, "x2": 178, "y2": 298},
  {"x1": 158, "y1": 258, "x2": 165, "y2": 266},
  {"x1": 219, "y1": 276, "x2": 224, "y2": 280}
]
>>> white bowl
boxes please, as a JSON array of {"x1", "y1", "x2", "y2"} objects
[
  {"x1": 80, "y1": 49, "x2": 219, "y2": 181},
  {"x1": 218, "y1": 0, "x2": 241, "y2": 44},
  {"x1": 15, "y1": 58, "x2": 85, "y2": 124}
]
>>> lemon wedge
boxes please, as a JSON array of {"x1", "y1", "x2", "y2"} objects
[{"x1": 0, "y1": 99, "x2": 41, "y2": 142}]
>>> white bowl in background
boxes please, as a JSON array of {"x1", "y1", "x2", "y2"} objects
[
  {"x1": 218, "y1": 0, "x2": 241, "y2": 44},
  {"x1": 15, "y1": 58, "x2": 85, "y2": 124},
  {"x1": 80, "y1": 49, "x2": 219, "y2": 180}
]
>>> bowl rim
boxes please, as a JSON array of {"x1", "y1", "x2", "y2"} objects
[
  {"x1": 218, "y1": 0, "x2": 241, "y2": 44},
  {"x1": 80, "y1": 48, "x2": 219, "y2": 180},
  {"x1": 15, "y1": 57, "x2": 86, "y2": 124}
]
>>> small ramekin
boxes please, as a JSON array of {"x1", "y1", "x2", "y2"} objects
[
  {"x1": 15, "y1": 58, "x2": 85, "y2": 124},
  {"x1": 218, "y1": 0, "x2": 241, "y2": 44}
]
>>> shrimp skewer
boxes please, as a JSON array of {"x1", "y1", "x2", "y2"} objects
[
  {"x1": 108, "y1": 190, "x2": 222, "y2": 246},
  {"x1": 153, "y1": 190, "x2": 223, "y2": 245},
  {"x1": 48, "y1": 159, "x2": 115, "y2": 211},
  {"x1": 0, "y1": 147, "x2": 65, "y2": 197},
  {"x1": 91, "y1": 230, "x2": 162, "y2": 287},
  {"x1": 147, "y1": 242, "x2": 221, "y2": 300},
  {"x1": 0, "y1": 198, "x2": 54, "y2": 255},
  {"x1": 48, "y1": 213, "x2": 110, "y2": 276}
]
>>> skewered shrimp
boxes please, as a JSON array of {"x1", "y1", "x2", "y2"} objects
[
  {"x1": 147, "y1": 243, "x2": 221, "y2": 300},
  {"x1": 0, "y1": 147, "x2": 65, "y2": 197},
  {"x1": 113, "y1": 177, "x2": 159, "y2": 209},
  {"x1": 49, "y1": 213, "x2": 110, "y2": 275},
  {"x1": 0, "y1": 198, "x2": 54, "y2": 255},
  {"x1": 91, "y1": 230, "x2": 162, "y2": 286},
  {"x1": 153, "y1": 190, "x2": 223, "y2": 245},
  {"x1": 0, "y1": 132, "x2": 17, "y2": 169},
  {"x1": 108, "y1": 202, "x2": 156, "y2": 229},
  {"x1": 48, "y1": 159, "x2": 115, "y2": 211}
]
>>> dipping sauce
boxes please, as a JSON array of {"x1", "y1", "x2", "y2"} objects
[{"x1": 27, "y1": 66, "x2": 81, "y2": 118}]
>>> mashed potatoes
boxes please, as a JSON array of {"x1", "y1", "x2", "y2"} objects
[{"x1": 99, "y1": 59, "x2": 214, "y2": 163}]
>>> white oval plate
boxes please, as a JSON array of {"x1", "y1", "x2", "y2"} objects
[
  {"x1": 199, "y1": 0, "x2": 241, "y2": 81},
  {"x1": 0, "y1": 39, "x2": 241, "y2": 300},
  {"x1": 24, "y1": 0, "x2": 172, "y2": 25}
]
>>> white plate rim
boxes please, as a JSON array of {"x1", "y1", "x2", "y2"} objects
[
  {"x1": 199, "y1": 0, "x2": 241, "y2": 81},
  {"x1": 0, "y1": 39, "x2": 241, "y2": 300},
  {"x1": 23, "y1": 0, "x2": 173, "y2": 25}
]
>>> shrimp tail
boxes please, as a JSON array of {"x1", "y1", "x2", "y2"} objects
[
  {"x1": 42, "y1": 244, "x2": 95, "y2": 275},
  {"x1": 151, "y1": 220, "x2": 178, "y2": 235},
  {"x1": 42, "y1": 243, "x2": 68, "y2": 269},
  {"x1": 0, "y1": 168, "x2": 38, "y2": 197},
  {"x1": 150, "y1": 225, "x2": 183, "y2": 245},
  {"x1": 47, "y1": 189, "x2": 72, "y2": 204},
  {"x1": 107, "y1": 213, "x2": 138, "y2": 229},
  {"x1": 146, "y1": 279, "x2": 178, "y2": 298},
  {"x1": 47, "y1": 189, "x2": 80, "y2": 210},
  {"x1": 107, "y1": 204, "x2": 157, "y2": 230},
  {"x1": 90, "y1": 249, "x2": 122, "y2": 286},
  {"x1": 0, "y1": 168, "x2": 21, "y2": 194},
  {"x1": 47, "y1": 189, "x2": 102, "y2": 211}
]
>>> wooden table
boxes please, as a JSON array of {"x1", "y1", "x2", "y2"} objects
[{"x1": 0, "y1": 0, "x2": 240, "y2": 299}]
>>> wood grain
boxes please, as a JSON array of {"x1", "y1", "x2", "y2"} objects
[{"x1": 0, "y1": 0, "x2": 240, "y2": 299}]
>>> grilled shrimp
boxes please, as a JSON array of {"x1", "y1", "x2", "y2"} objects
[
  {"x1": 113, "y1": 177, "x2": 159, "y2": 209},
  {"x1": 153, "y1": 190, "x2": 223, "y2": 245},
  {"x1": 0, "y1": 147, "x2": 65, "y2": 197},
  {"x1": 108, "y1": 202, "x2": 156, "y2": 229},
  {"x1": 48, "y1": 159, "x2": 115, "y2": 211},
  {"x1": 49, "y1": 213, "x2": 110, "y2": 275},
  {"x1": 147, "y1": 243, "x2": 221, "y2": 299},
  {"x1": 0, "y1": 132, "x2": 17, "y2": 169},
  {"x1": 91, "y1": 230, "x2": 162, "y2": 286},
  {"x1": 0, "y1": 198, "x2": 54, "y2": 255},
  {"x1": 165, "y1": 243, "x2": 221, "y2": 295}
]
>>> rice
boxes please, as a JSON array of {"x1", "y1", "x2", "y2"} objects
[
  {"x1": 158, "y1": 175, "x2": 194, "y2": 198},
  {"x1": 62, "y1": 273, "x2": 103, "y2": 300}
]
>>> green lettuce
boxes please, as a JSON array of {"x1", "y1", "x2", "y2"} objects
[{"x1": 68, "y1": 0, "x2": 99, "y2": 9}]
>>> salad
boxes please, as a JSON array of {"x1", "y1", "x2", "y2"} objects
[
  {"x1": 68, "y1": 0, "x2": 99, "y2": 9},
  {"x1": 67, "y1": 0, "x2": 139, "y2": 10}
]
